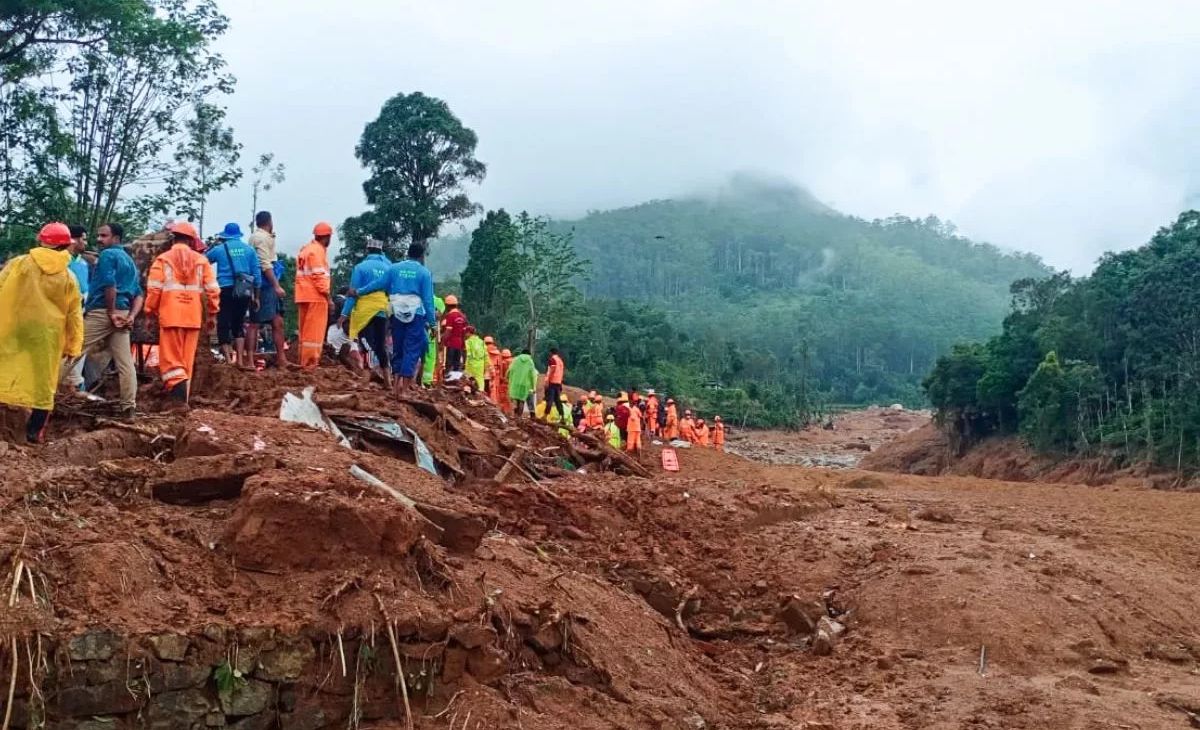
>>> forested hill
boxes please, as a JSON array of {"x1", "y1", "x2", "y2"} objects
[{"x1": 430, "y1": 177, "x2": 1051, "y2": 418}]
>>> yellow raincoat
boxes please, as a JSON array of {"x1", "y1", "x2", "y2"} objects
[{"x1": 0, "y1": 247, "x2": 83, "y2": 410}]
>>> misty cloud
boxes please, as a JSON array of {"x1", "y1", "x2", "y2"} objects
[{"x1": 202, "y1": 0, "x2": 1200, "y2": 273}]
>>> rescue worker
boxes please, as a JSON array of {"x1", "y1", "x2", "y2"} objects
[
  {"x1": 422, "y1": 295, "x2": 445, "y2": 386},
  {"x1": 585, "y1": 392, "x2": 605, "y2": 432},
  {"x1": 556, "y1": 393, "x2": 574, "y2": 438},
  {"x1": 572, "y1": 395, "x2": 587, "y2": 429},
  {"x1": 440, "y1": 294, "x2": 468, "y2": 376},
  {"x1": 713, "y1": 415, "x2": 726, "y2": 450},
  {"x1": 464, "y1": 326, "x2": 488, "y2": 390},
  {"x1": 545, "y1": 347, "x2": 566, "y2": 421},
  {"x1": 499, "y1": 348, "x2": 514, "y2": 413},
  {"x1": 664, "y1": 397, "x2": 679, "y2": 440},
  {"x1": 645, "y1": 389, "x2": 660, "y2": 438},
  {"x1": 626, "y1": 397, "x2": 643, "y2": 455},
  {"x1": 604, "y1": 413, "x2": 622, "y2": 450},
  {"x1": 206, "y1": 222, "x2": 261, "y2": 369},
  {"x1": 615, "y1": 392, "x2": 631, "y2": 444},
  {"x1": 695, "y1": 418, "x2": 711, "y2": 447},
  {"x1": 144, "y1": 221, "x2": 219, "y2": 405},
  {"x1": 349, "y1": 241, "x2": 436, "y2": 393},
  {"x1": 680, "y1": 409, "x2": 697, "y2": 443},
  {"x1": 295, "y1": 222, "x2": 334, "y2": 370},
  {"x1": 507, "y1": 348, "x2": 537, "y2": 416},
  {"x1": 339, "y1": 239, "x2": 392, "y2": 383},
  {"x1": 0, "y1": 222, "x2": 83, "y2": 442},
  {"x1": 657, "y1": 393, "x2": 669, "y2": 435},
  {"x1": 78, "y1": 222, "x2": 143, "y2": 419},
  {"x1": 485, "y1": 336, "x2": 501, "y2": 401},
  {"x1": 61, "y1": 224, "x2": 90, "y2": 390},
  {"x1": 246, "y1": 211, "x2": 292, "y2": 369}
]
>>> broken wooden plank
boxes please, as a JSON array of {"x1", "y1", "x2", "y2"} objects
[{"x1": 493, "y1": 446, "x2": 529, "y2": 484}]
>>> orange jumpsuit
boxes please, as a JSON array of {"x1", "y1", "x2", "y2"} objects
[
  {"x1": 145, "y1": 243, "x2": 219, "y2": 396},
  {"x1": 499, "y1": 352, "x2": 513, "y2": 412},
  {"x1": 486, "y1": 345, "x2": 502, "y2": 401},
  {"x1": 646, "y1": 396, "x2": 660, "y2": 437},
  {"x1": 695, "y1": 423, "x2": 710, "y2": 447},
  {"x1": 584, "y1": 401, "x2": 604, "y2": 431},
  {"x1": 679, "y1": 416, "x2": 696, "y2": 443},
  {"x1": 295, "y1": 240, "x2": 331, "y2": 369},
  {"x1": 664, "y1": 404, "x2": 679, "y2": 440},
  {"x1": 713, "y1": 421, "x2": 725, "y2": 450},
  {"x1": 626, "y1": 404, "x2": 642, "y2": 453}
]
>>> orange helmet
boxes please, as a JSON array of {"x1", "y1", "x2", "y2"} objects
[
  {"x1": 37, "y1": 222, "x2": 72, "y2": 247},
  {"x1": 483, "y1": 335, "x2": 494, "y2": 344},
  {"x1": 444, "y1": 294, "x2": 459, "y2": 306},
  {"x1": 167, "y1": 221, "x2": 203, "y2": 250},
  {"x1": 313, "y1": 221, "x2": 333, "y2": 236}
]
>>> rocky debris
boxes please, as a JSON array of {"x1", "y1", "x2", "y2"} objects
[
  {"x1": 149, "y1": 452, "x2": 278, "y2": 504},
  {"x1": 146, "y1": 632, "x2": 190, "y2": 661},
  {"x1": 779, "y1": 595, "x2": 826, "y2": 634},
  {"x1": 840, "y1": 474, "x2": 887, "y2": 490},
  {"x1": 916, "y1": 506, "x2": 956, "y2": 523},
  {"x1": 811, "y1": 617, "x2": 846, "y2": 656},
  {"x1": 68, "y1": 630, "x2": 120, "y2": 661}
]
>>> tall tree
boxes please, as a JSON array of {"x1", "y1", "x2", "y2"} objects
[
  {"x1": 353, "y1": 91, "x2": 485, "y2": 247},
  {"x1": 63, "y1": 0, "x2": 232, "y2": 233},
  {"x1": 505, "y1": 213, "x2": 588, "y2": 351},
  {"x1": 247, "y1": 152, "x2": 284, "y2": 229},
  {"x1": 170, "y1": 101, "x2": 241, "y2": 236},
  {"x1": 461, "y1": 209, "x2": 519, "y2": 334},
  {"x1": 331, "y1": 210, "x2": 406, "y2": 287},
  {"x1": 1, "y1": 0, "x2": 155, "y2": 81}
]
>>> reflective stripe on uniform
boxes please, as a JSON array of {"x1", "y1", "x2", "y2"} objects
[
  {"x1": 162, "y1": 367, "x2": 187, "y2": 381},
  {"x1": 301, "y1": 342, "x2": 322, "y2": 349},
  {"x1": 161, "y1": 262, "x2": 204, "y2": 291},
  {"x1": 298, "y1": 267, "x2": 329, "y2": 276}
]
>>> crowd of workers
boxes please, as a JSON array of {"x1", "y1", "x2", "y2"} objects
[{"x1": 0, "y1": 215, "x2": 728, "y2": 454}]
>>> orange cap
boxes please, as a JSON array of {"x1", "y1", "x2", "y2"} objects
[
  {"x1": 37, "y1": 222, "x2": 72, "y2": 246},
  {"x1": 444, "y1": 294, "x2": 459, "y2": 306},
  {"x1": 313, "y1": 221, "x2": 333, "y2": 236}
]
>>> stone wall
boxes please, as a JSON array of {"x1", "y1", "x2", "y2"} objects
[{"x1": 5, "y1": 622, "x2": 515, "y2": 730}]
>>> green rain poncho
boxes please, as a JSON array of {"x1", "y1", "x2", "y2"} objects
[
  {"x1": 465, "y1": 333, "x2": 488, "y2": 390},
  {"x1": 506, "y1": 352, "x2": 537, "y2": 402},
  {"x1": 422, "y1": 295, "x2": 445, "y2": 386}
]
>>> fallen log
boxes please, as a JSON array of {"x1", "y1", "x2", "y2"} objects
[
  {"x1": 313, "y1": 392, "x2": 359, "y2": 409},
  {"x1": 91, "y1": 416, "x2": 176, "y2": 443},
  {"x1": 574, "y1": 430, "x2": 651, "y2": 477},
  {"x1": 349, "y1": 464, "x2": 444, "y2": 535},
  {"x1": 493, "y1": 446, "x2": 530, "y2": 484}
]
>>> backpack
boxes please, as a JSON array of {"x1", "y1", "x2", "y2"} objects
[{"x1": 220, "y1": 243, "x2": 256, "y2": 302}]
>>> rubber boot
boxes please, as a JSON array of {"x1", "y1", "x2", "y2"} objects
[{"x1": 26, "y1": 409, "x2": 50, "y2": 444}]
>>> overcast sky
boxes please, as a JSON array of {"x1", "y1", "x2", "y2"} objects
[{"x1": 203, "y1": 0, "x2": 1200, "y2": 273}]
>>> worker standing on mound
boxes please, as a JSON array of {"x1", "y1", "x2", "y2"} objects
[
  {"x1": 713, "y1": 415, "x2": 726, "y2": 450},
  {"x1": 206, "y1": 223, "x2": 260, "y2": 370},
  {"x1": 664, "y1": 397, "x2": 679, "y2": 440},
  {"x1": 295, "y1": 222, "x2": 334, "y2": 370},
  {"x1": 339, "y1": 239, "x2": 392, "y2": 383},
  {"x1": 695, "y1": 418, "x2": 711, "y2": 447},
  {"x1": 484, "y1": 336, "x2": 500, "y2": 398},
  {"x1": 615, "y1": 393, "x2": 631, "y2": 444},
  {"x1": 545, "y1": 347, "x2": 566, "y2": 421},
  {"x1": 604, "y1": 413, "x2": 622, "y2": 449},
  {"x1": 247, "y1": 211, "x2": 292, "y2": 369},
  {"x1": 0, "y1": 223, "x2": 83, "y2": 443},
  {"x1": 626, "y1": 397, "x2": 643, "y2": 455},
  {"x1": 680, "y1": 408, "x2": 697, "y2": 443},
  {"x1": 499, "y1": 348, "x2": 514, "y2": 412},
  {"x1": 441, "y1": 295, "x2": 468, "y2": 377},
  {"x1": 645, "y1": 389, "x2": 660, "y2": 438},
  {"x1": 145, "y1": 222, "x2": 219, "y2": 406},
  {"x1": 349, "y1": 241, "x2": 436, "y2": 393},
  {"x1": 464, "y1": 326, "x2": 488, "y2": 390},
  {"x1": 507, "y1": 348, "x2": 537, "y2": 416},
  {"x1": 422, "y1": 295, "x2": 444, "y2": 386},
  {"x1": 78, "y1": 222, "x2": 143, "y2": 418}
]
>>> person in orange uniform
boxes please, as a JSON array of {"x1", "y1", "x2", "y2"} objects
[
  {"x1": 499, "y1": 348, "x2": 514, "y2": 413},
  {"x1": 583, "y1": 392, "x2": 604, "y2": 432},
  {"x1": 645, "y1": 389, "x2": 660, "y2": 438},
  {"x1": 484, "y1": 336, "x2": 501, "y2": 398},
  {"x1": 145, "y1": 222, "x2": 219, "y2": 404},
  {"x1": 664, "y1": 397, "x2": 679, "y2": 440},
  {"x1": 295, "y1": 222, "x2": 333, "y2": 369},
  {"x1": 626, "y1": 398, "x2": 643, "y2": 455},
  {"x1": 712, "y1": 415, "x2": 725, "y2": 450},
  {"x1": 679, "y1": 409, "x2": 697, "y2": 443},
  {"x1": 694, "y1": 418, "x2": 711, "y2": 447},
  {"x1": 545, "y1": 347, "x2": 566, "y2": 421}
]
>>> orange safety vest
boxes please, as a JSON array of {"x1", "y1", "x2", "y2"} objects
[
  {"x1": 295, "y1": 240, "x2": 331, "y2": 303},
  {"x1": 679, "y1": 417, "x2": 696, "y2": 443},
  {"x1": 695, "y1": 424, "x2": 710, "y2": 447},
  {"x1": 713, "y1": 422, "x2": 725, "y2": 445},
  {"x1": 146, "y1": 244, "x2": 219, "y2": 328},
  {"x1": 664, "y1": 404, "x2": 679, "y2": 438},
  {"x1": 646, "y1": 396, "x2": 659, "y2": 425}
]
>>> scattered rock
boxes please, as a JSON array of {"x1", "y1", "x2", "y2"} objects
[
  {"x1": 840, "y1": 474, "x2": 886, "y2": 490},
  {"x1": 219, "y1": 678, "x2": 275, "y2": 716},
  {"x1": 257, "y1": 639, "x2": 317, "y2": 682},
  {"x1": 1147, "y1": 642, "x2": 1193, "y2": 664},
  {"x1": 1087, "y1": 657, "x2": 1128, "y2": 675},
  {"x1": 778, "y1": 595, "x2": 825, "y2": 634},
  {"x1": 810, "y1": 616, "x2": 845, "y2": 656},
  {"x1": 915, "y1": 506, "x2": 956, "y2": 523},
  {"x1": 54, "y1": 681, "x2": 146, "y2": 716},
  {"x1": 450, "y1": 623, "x2": 496, "y2": 649},
  {"x1": 1055, "y1": 675, "x2": 1101, "y2": 695}
]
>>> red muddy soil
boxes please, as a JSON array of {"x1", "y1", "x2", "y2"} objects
[{"x1": 2, "y1": 361, "x2": 1199, "y2": 728}]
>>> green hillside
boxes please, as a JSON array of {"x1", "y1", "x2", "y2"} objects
[{"x1": 430, "y1": 176, "x2": 1050, "y2": 422}]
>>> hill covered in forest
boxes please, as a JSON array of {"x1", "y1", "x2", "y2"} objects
[{"x1": 429, "y1": 176, "x2": 1051, "y2": 423}]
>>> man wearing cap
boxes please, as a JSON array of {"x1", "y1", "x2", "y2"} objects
[
  {"x1": 440, "y1": 294, "x2": 469, "y2": 376},
  {"x1": 206, "y1": 222, "x2": 261, "y2": 368},
  {"x1": 76, "y1": 222, "x2": 144, "y2": 418},
  {"x1": 338, "y1": 239, "x2": 392, "y2": 383},
  {"x1": 145, "y1": 222, "x2": 220, "y2": 405},
  {"x1": 0, "y1": 223, "x2": 83, "y2": 442},
  {"x1": 664, "y1": 398, "x2": 679, "y2": 440},
  {"x1": 295, "y1": 222, "x2": 334, "y2": 370},
  {"x1": 645, "y1": 389, "x2": 660, "y2": 438}
]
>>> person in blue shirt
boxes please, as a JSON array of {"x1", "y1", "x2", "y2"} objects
[
  {"x1": 337, "y1": 240, "x2": 391, "y2": 381},
  {"x1": 349, "y1": 241, "x2": 435, "y2": 392},
  {"x1": 206, "y1": 222, "x2": 263, "y2": 368},
  {"x1": 77, "y1": 222, "x2": 143, "y2": 417}
]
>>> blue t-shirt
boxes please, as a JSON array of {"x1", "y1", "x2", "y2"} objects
[
  {"x1": 206, "y1": 237, "x2": 264, "y2": 289},
  {"x1": 356, "y1": 258, "x2": 436, "y2": 326},
  {"x1": 68, "y1": 255, "x2": 90, "y2": 303},
  {"x1": 341, "y1": 253, "x2": 392, "y2": 317},
  {"x1": 85, "y1": 246, "x2": 142, "y2": 312}
]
